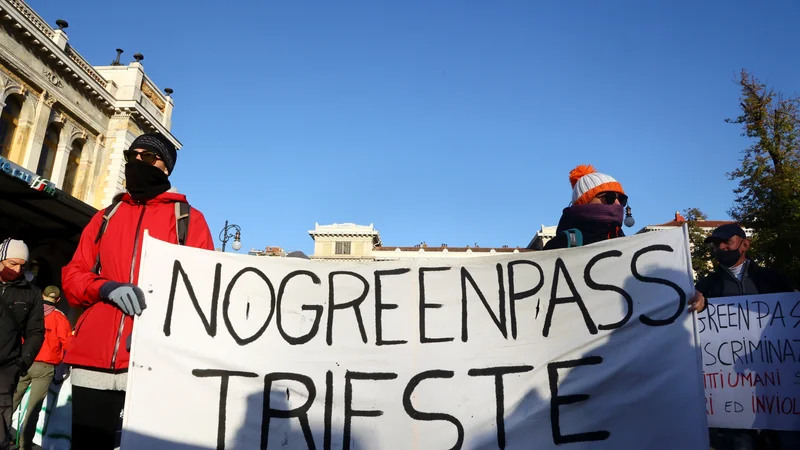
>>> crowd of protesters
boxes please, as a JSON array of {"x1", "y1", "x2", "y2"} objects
[{"x1": 0, "y1": 135, "x2": 797, "y2": 449}]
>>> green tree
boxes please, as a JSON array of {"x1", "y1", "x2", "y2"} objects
[
  {"x1": 684, "y1": 208, "x2": 714, "y2": 279},
  {"x1": 726, "y1": 69, "x2": 800, "y2": 286}
]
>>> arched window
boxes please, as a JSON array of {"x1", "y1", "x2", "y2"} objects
[
  {"x1": 0, "y1": 95, "x2": 22, "y2": 159},
  {"x1": 62, "y1": 140, "x2": 83, "y2": 195},
  {"x1": 37, "y1": 123, "x2": 59, "y2": 179}
]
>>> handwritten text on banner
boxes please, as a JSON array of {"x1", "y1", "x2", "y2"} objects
[
  {"x1": 121, "y1": 227, "x2": 708, "y2": 449},
  {"x1": 699, "y1": 292, "x2": 800, "y2": 431}
]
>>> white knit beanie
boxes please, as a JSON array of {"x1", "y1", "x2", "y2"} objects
[
  {"x1": 0, "y1": 238, "x2": 29, "y2": 262},
  {"x1": 569, "y1": 165, "x2": 625, "y2": 205}
]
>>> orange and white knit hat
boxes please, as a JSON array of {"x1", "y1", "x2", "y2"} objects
[{"x1": 570, "y1": 165, "x2": 625, "y2": 205}]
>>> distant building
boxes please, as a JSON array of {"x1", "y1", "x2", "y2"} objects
[
  {"x1": 636, "y1": 211, "x2": 754, "y2": 237},
  {"x1": 308, "y1": 223, "x2": 381, "y2": 260},
  {"x1": 308, "y1": 223, "x2": 531, "y2": 261},
  {"x1": 526, "y1": 225, "x2": 557, "y2": 250},
  {"x1": 248, "y1": 246, "x2": 286, "y2": 257}
]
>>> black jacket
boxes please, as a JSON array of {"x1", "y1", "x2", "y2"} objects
[
  {"x1": 0, "y1": 278, "x2": 44, "y2": 370},
  {"x1": 695, "y1": 259, "x2": 796, "y2": 298}
]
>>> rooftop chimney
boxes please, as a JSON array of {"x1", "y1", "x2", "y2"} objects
[
  {"x1": 133, "y1": 53, "x2": 144, "y2": 63},
  {"x1": 55, "y1": 19, "x2": 69, "y2": 30},
  {"x1": 111, "y1": 49, "x2": 123, "y2": 66},
  {"x1": 164, "y1": 88, "x2": 174, "y2": 97}
]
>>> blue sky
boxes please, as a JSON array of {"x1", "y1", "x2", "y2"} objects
[{"x1": 32, "y1": 0, "x2": 800, "y2": 254}]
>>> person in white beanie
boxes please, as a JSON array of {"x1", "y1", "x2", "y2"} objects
[
  {"x1": 543, "y1": 165, "x2": 634, "y2": 250},
  {"x1": 0, "y1": 238, "x2": 44, "y2": 449}
]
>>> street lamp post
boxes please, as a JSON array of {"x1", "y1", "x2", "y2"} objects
[{"x1": 219, "y1": 220, "x2": 242, "y2": 252}]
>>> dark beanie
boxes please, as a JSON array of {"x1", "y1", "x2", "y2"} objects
[{"x1": 129, "y1": 133, "x2": 177, "y2": 174}]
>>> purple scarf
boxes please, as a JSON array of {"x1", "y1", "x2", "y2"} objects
[
  {"x1": 554, "y1": 203, "x2": 625, "y2": 242},
  {"x1": 44, "y1": 303, "x2": 56, "y2": 316},
  {"x1": 557, "y1": 203, "x2": 623, "y2": 227}
]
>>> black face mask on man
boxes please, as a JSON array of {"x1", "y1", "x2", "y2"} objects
[
  {"x1": 125, "y1": 159, "x2": 170, "y2": 201},
  {"x1": 714, "y1": 246, "x2": 743, "y2": 268}
]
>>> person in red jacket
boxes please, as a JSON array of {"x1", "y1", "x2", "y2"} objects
[
  {"x1": 12, "y1": 286, "x2": 71, "y2": 450},
  {"x1": 61, "y1": 133, "x2": 214, "y2": 449}
]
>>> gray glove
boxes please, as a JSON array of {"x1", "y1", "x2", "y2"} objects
[{"x1": 100, "y1": 282, "x2": 146, "y2": 316}]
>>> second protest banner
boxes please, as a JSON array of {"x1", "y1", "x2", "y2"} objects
[
  {"x1": 699, "y1": 291, "x2": 800, "y2": 431},
  {"x1": 121, "y1": 226, "x2": 708, "y2": 449}
]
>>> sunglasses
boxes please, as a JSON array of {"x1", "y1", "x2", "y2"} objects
[
  {"x1": 596, "y1": 192, "x2": 628, "y2": 207},
  {"x1": 123, "y1": 150, "x2": 161, "y2": 165}
]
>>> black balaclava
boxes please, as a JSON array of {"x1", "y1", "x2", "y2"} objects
[
  {"x1": 125, "y1": 159, "x2": 171, "y2": 201},
  {"x1": 125, "y1": 133, "x2": 177, "y2": 201}
]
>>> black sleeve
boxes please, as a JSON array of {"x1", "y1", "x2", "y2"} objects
[
  {"x1": 694, "y1": 274, "x2": 712, "y2": 297},
  {"x1": 19, "y1": 290, "x2": 44, "y2": 369}
]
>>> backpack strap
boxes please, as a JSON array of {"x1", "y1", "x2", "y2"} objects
[
  {"x1": 563, "y1": 228, "x2": 583, "y2": 248},
  {"x1": 175, "y1": 202, "x2": 190, "y2": 246},
  {"x1": 94, "y1": 199, "x2": 123, "y2": 244},
  {"x1": 91, "y1": 198, "x2": 124, "y2": 274}
]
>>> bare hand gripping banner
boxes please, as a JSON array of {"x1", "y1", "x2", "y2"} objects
[{"x1": 121, "y1": 226, "x2": 709, "y2": 449}]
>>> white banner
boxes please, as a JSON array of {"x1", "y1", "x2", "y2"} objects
[
  {"x1": 699, "y1": 292, "x2": 800, "y2": 431},
  {"x1": 121, "y1": 227, "x2": 708, "y2": 449}
]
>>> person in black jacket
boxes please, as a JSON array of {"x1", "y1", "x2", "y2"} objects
[
  {"x1": 687, "y1": 224, "x2": 797, "y2": 450},
  {"x1": 687, "y1": 223, "x2": 795, "y2": 311},
  {"x1": 0, "y1": 238, "x2": 44, "y2": 450},
  {"x1": 544, "y1": 164, "x2": 634, "y2": 250}
]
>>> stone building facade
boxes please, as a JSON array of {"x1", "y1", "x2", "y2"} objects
[
  {"x1": 0, "y1": 0, "x2": 178, "y2": 210},
  {"x1": 0, "y1": 0, "x2": 180, "y2": 301}
]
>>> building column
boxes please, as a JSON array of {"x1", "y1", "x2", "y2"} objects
[
  {"x1": 20, "y1": 92, "x2": 54, "y2": 172},
  {"x1": 162, "y1": 96, "x2": 174, "y2": 129},
  {"x1": 72, "y1": 134, "x2": 99, "y2": 202},
  {"x1": 85, "y1": 135, "x2": 108, "y2": 208},
  {"x1": 50, "y1": 133, "x2": 72, "y2": 188}
]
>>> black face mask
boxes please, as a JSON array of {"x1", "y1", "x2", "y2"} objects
[
  {"x1": 125, "y1": 160, "x2": 170, "y2": 201},
  {"x1": 714, "y1": 246, "x2": 743, "y2": 268}
]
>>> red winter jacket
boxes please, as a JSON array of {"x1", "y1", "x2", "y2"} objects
[
  {"x1": 62, "y1": 190, "x2": 214, "y2": 370},
  {"x1": 35, "y1": 306, "x2": 72, "y2": 366}
]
